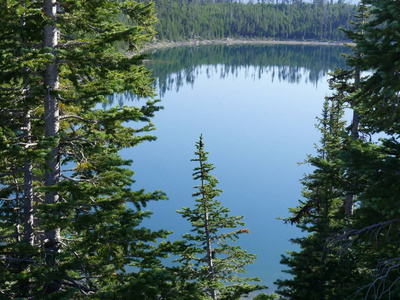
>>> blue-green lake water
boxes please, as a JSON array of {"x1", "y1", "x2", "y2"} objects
[{"x1": 118, "y1": 44, "x2": 349, "y2": 293}]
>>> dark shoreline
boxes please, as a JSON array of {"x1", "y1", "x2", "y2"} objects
[{"x1": 143, "y1": 38, "x2": 353, "y2": 51}]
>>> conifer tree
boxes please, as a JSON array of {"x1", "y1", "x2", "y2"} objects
[
  {"x1": 275, "y1": 69, "x2": 363, "y2": 300},
  {"x1": 0, "y1": 1, "x2": 174, "y2": 298},
  {"x1": 176, "y1": 135, "x2": 265, "y2": 300},
  {"x1": 327, "y1": 1, "x2": 400, "y2": 298},
  {"x1": 278, "y1": 1, "x2": 400, "y2": 298}
]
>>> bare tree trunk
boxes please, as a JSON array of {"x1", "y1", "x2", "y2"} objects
[
  {"x1": 18, "y1": 7, "x2": 35, "y2": 295},
  {"x1": 43, "y1": 1, "x2": 61, "y2": 293},
  {"x1": 43, "y1": 0, "x2": 60, "y2": 243},
  {"x1": 23, "y1": 109, "x2": 34, "y2": 246},
  {"x1": 17, "y1": 2, "x2": 35, "y2": 247},
  {"x1": 22, "y1": 109, "x2": 34, "y2": 297}
]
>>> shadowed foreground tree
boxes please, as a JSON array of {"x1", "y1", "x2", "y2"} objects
[
  {"x1": 0, "y1": 1, "x2": 175, "y2": 298},
  {"x1": 175, "y1": 135, "x2": 265, "y2": 300},
  {"x1": 275, "y1": 73, "x2": 363, "y2": 300},
  {"x1": 277, "y1": 1, "x2": 400, "y2": 299},
  {"x1": 327, "y1": 1, "x2": 400, "y2": 297}
]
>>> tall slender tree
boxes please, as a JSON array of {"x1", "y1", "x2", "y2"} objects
[
  {"x1": 176, "y1": 135, "x2": 265, "y2": 300},
  {"x1": 0, "y1": 1, "x2": 173, "y2": 298}
]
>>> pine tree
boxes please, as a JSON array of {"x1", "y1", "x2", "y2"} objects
[
  {"x1": 327, "y1": 1, "x2": 400, "y2": 297},
  {"x1": 175, "y1": 135, "x2": 265, "y2": 300},
  {"x1": 349, "y1": 0, "x2": 400, "y2": 135},
  {"x1": 277, "y1": 1, "x2": 400, "y2": 298},
  {"x1": 275, "y1": 69, "x2": 363, "y2": 300},
  {"x1": 0, "y1": 1, "x2": 174, "y2": 298}
]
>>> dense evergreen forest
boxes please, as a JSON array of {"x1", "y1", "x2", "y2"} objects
[
  {"x1": 2, "y1": 0, "x2": 400, "y2": 299},
  {"x1": 145, "y1": 0, "x2": 357, "y2": 41}
]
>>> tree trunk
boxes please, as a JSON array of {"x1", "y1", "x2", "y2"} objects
[
  {"x1": 43, "y1": 1, "x2": 61, "y2": 292},
  {"x1": 23, "y1": 109, "x2": 34, "y2": 246},
  {"x1": 344, "y1": 65, "x2": 360, "y2": 216},
  {"x1": 18, "y1": 0, "x2": 35, "y2": 247},
  {"x1": 345, "y1": 3, "x2": 365, "y2": 217},
  {"x1": 199, "y1": 147, "x2": 217, "y2": 300}
]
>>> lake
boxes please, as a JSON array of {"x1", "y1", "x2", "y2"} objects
[{"x1": 117, "y1": 44, "x2": 350, "y2": 294}]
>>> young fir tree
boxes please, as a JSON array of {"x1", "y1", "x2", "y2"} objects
[
  {"x1": 275, "y1": 69, "x2": 364, "y2": 300},
  {"x1": 175, "y1": 135, "x2": 265, "y2": 300},
  {"x1": 0, "y1": 1, "x2": 174, "y2": 298}
]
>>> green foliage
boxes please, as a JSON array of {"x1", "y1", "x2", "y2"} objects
[
  {"x1": 145, "y1": 0, "x2": 357, "y2": 42},
  {"x1": 175, "y1": 135, "x2": 265, "y2": 299},
  {"x1": 253, "y1": 292, "x2": 279, "y2": 300},
  {"x1": 275, "y1": 70, "x2": 363, "y2": 300},
  {"x1": 278, "y1": 1, "x2": 400, "y2": 299},
  {"x1": 0, "y1": 0, "x2": 175, "y2": 298}
]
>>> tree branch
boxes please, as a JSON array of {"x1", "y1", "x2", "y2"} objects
[
  {"x1": 56, "y1": 41, "x2": 91, "y2": 48},
  {"x1": 63, "y1": 276, "x2": 97, "y2": 295},
  {"x1": 0, "y1": 233, "x2": 22, "y2": 239},
  {"x1": 60, "y1": 115, "x2": 97, "y2": 124},
  {"x1": 327, "y1": 218, "x2": 400, "y2": 254},
  {"x1": 0, "y1": 257, "x2": 36, "y2": 263},
  {"x1": 357, "y1": 258, "x2": 400, "y2": 299}
]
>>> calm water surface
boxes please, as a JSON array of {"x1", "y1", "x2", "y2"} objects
[{"x1": 119, "y1": 44, "x2": 349, "y2": 293}]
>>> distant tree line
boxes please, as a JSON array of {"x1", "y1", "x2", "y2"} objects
[
  {"x1": 144, "y1": 0, "x2": 357, "y2": 41},
  {"x1": 142, "y1": 44, "x2": 350, "y2": 97}
]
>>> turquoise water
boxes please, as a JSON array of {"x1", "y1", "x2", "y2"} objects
[{"x1": 120, "y1": 44, "x2": 349, "y2": 292}]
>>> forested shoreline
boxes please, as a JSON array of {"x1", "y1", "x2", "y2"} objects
[
  {"x1": 143, "y1": 0, "x2": 357, "y2": 42},
  {"x1": 143, "y1": 38, "x2": 348, "y2": 51},
  {"x1": 143, "y1": 44, "x2": 350, "y2": 96}
]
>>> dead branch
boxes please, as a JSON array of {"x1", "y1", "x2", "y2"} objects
[
  {"x1": 63, "y1": 276, "x2": 97, "y2": 296},
  {"x1": 327, "y1": 219, "x2": 400, "y2": 299},
  {"x1": 0, "y1": 257, "x2": 36, "y2": 263},
  {"x1": 357, "y1": 258, "x2": 400, "y2": 299},
  {"x1": 327, "y1": 219, "x2": 400, "y2": 255}
]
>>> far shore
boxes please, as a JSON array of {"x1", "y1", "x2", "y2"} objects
[{"x1": 143, "y1": 38, "x2": 353, "y2": 51}]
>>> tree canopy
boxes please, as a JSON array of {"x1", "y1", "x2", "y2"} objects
[
  {"x1": 147, "y1": 0, "x2": 357, "y2": 41},
  {"x1": 175, "y1": 135, "x2": 265, "y2": 299},
  {"x1": 277, "y1": 1, "x2": 400, "y2": 299},
  {"x1": 0, "y1": 1, "x2": 174, "y2": 298}
]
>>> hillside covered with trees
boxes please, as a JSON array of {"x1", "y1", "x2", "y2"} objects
[{"x1": 146, "y1": 0, "x2": 357, "y2": 41}]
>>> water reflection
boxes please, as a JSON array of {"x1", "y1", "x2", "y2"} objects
[
  {"x1": 117, "y1": 44, "x2": 349, "y2": 292},
  {"x1": 145, "y1": 44, "x2": 350, "y2": 97},
  {"x1": 107, "y1": 44, "x2": 349, "y2": 107}
]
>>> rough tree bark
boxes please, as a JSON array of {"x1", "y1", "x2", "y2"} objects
[
  {"x1": 43, "y1": 0, "x2": 61, "y2": 262},
  {"x1": 23, "y1": 109, "x2": 34, "y2": 246}
]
